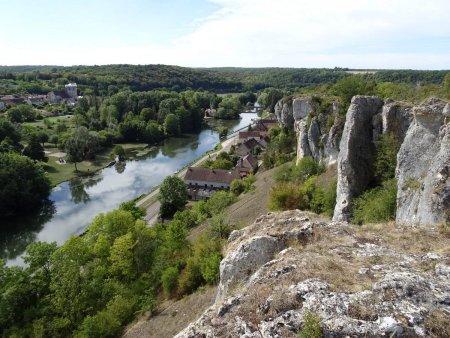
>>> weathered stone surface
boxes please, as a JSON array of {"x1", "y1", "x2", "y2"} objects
[
  {"x1": 333, "y1": 96, "x2": 384, "y2": 222},
  {"x1": 175, "y1": 210, "x2": 450, "y2": 338},
  {"x1": 295, "y1": 119, "x2": 311, "y2": 163},
  {"x1": 381, "y1": 100, "x2": 413, "y2": 142},
  {"x1": 274, "y1": 99, "x2": 294, "y2": 128},
  {"x1": 292, "y1": 98, "x2": 312, "y2": 120},
  {"x1": 396, "y1": 97, "x2": 449, "y2": 226},
  {"x1": 307, "y1": 117, "x2": 321, "y2": 161}
]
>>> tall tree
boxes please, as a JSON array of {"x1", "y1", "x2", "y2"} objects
[{"x1": 158, "y1": 175, "x2": 188, "y2": 218}]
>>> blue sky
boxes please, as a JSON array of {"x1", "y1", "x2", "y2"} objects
[{"x1": 1, "y1": 0, "x2": 449, "y2": 69}]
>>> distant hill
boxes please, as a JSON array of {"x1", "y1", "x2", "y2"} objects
[{"x1": 0, "y1": 64, "x2": 448, "y2": 95}]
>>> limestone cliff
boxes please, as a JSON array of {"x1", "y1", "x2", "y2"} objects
[
  {"x1": 396, "y1": 98, "x2": 449, "y2": 226},
  {"x1": 176, "y1": 211, "x2": 450, "y2": 337}
]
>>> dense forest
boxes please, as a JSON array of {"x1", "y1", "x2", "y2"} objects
[{"x1": 1, "y1": 65, "x2": 448, "y2": 95}]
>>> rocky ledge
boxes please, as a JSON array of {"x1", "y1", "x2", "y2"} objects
[{"x1": 176, "y1": 210, "x2": 450, "y2": 337}]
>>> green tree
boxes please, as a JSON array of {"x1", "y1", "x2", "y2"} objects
[
  {"x1": 158, "y1": 175, "x2": 188, "y2": 218},
  {"x1": 23, "y1": 134, "x2": 46, "y2": 162},
  {"x1": 164, "y1": 114, "x2": 180, "y2": 136},
  {"x1": 65, "y1": 127, "x2": 100, "y2": 171},
  {"x1": 0, "y1": 152, "x2": 50, "y2": 218}
]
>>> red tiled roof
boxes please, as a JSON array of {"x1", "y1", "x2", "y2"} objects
[
  {"x1": 184, "y1": 167, "x2": 239, "y2": 184},
  {"x1": 239, "y1": 131, "x2": 264, "y2": 139}
]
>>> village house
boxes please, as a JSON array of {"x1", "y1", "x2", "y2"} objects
[
  {"x1": 47, "y1": 83, "x2": 78, "y2": 105},
  {"x1": 184, "y1": 167, "x2": 240, "y2": 200},
  {"x1": 234, "y1": 137, "x2": 265, "y2": 157},
  {"x1": 253, "y1": 118, "x2": 278, "y2": 132},
  {"x1": 238, "y1": 130, "x2": 267, "y2": 142},
  {"x1": 235, "y1": 153, "x2": 258, "y2": 177}
]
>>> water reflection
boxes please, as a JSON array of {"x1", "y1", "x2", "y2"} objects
[
  {"x1": 0, "y1": 200, "x2": 55, "y2": 260},
  {"x1": 69, "y1": 178, "x2": 90, "y2": 204},
  {"x1": 1, "y1": 113, "x2": 257, "y2": 265}
]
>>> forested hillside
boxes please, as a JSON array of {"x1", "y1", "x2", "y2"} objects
[{"x1": 1, "y1": 65, "x2": 448, "y2": 95}]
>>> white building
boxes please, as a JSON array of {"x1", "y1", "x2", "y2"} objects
[{"x1": 64, "y1": 83, "x2": 78, "y2": 99}]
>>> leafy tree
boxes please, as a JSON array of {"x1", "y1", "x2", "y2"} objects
[
  {"x1": 216, "y1": 96, "x2": 242, "y2": 119},
  {"x1": 113, "y1": 145, "x2": 125, "y2": 160},
  {"x1": 23, "y1": 134, "x2": 46, "y2": 162},
  {"x1": 161, "y1": 266, "x2": 179, "y2": 297},
  {"x1": 164, "y1": 114, "x2": 180, "y2": 136},
  {"x1": 0, "y1": 119, "x2": 21, "y2": 145},
  {"x1": 144, "y1": 121, "x2": 164, "y2": 144},
  {"x1": 374, "y1": 133, "x2": 400, "y2": 183},
  {"x1": 158, "y1": 175, "x2": 188, "y2": 218},
  {"x1": 65, "y1": 127, "x2": 100, "y2": 171},
  {"x1": 0, "y1": 152, "x2": 50, "y2": 218},
  {"x1": 7, "y1": 104, "x2": 35, "y2": 123}
]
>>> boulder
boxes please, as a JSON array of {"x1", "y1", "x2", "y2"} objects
[
  {"x1": 396, "y1": 98, "x2": 449, "y2": 225},
  {"x1": 333, "y1": 96, "x2": 384, "y2": 222}
]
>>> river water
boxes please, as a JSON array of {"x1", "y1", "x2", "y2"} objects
[{"x1": 1, "y1": 113, "x2": 257, "y2": 266}]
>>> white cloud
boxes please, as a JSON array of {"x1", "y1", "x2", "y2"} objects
[{"x1": 2, "y1": 0, "x2": 449, "y2": 68}]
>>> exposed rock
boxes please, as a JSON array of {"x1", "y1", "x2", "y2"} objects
[
  {"x1": 175, "y1": 210, "x2": 450, "y2": 338},
  {"x1": 295, "y1": 119, "x2": 312, "y2": 162},
  {"x1": 333, "y1": 96, "x2": 384, "y2": 222},
  {"x1": 274, "y1": 98, "x2": 294, "y2": 128},
  {"x1": 292, "y1": 97, "x2": 312, "y2": 120},
  {"x1": 307, "y1": 117, "x2": 321, "y2": 161},
  {"x1": 381, "y1": 100, "x2": 413, "y2": 142},
  {"x1": 396, "y1": 97, "x2": 449, "y2": 226}
]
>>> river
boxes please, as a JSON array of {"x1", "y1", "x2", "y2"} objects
[{"x1": 1, "y1": 113, "x2": 257, "y2": 266}]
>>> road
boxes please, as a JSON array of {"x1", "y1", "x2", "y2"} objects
[{"x1": 136, "y1": 135, "x2": 238, "y2": 225}]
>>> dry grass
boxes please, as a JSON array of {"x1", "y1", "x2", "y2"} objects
[{"x1": 424, "y1": 310, "x2": 450, "y2": 338}]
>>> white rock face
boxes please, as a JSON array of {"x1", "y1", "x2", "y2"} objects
[
  {"x1": 333, "y1": 96, "x2": 384, "y2": 222},
  {"x1": 292, "y1": 98, "x2": 312, "y2": 120},
  {"x1": 175, "y1": 210, "x2": 450, "y2": 338},
  {"x1": 396, "y1": 98, "x2": 449, "y2": 225}
]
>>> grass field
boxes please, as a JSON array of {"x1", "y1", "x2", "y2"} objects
[{"x1": 42, "y1": 143, "x2": 150, "y2": 186}]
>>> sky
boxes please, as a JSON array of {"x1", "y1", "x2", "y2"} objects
[{"x1": 0, "y1": 0, "x2": 449, "y2": 69}]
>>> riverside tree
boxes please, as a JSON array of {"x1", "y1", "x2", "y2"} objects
[{"x1": 158, "y1": 175, "x2": 188, "y2": 218}]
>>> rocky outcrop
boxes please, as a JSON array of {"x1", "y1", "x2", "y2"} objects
[
  {"x1": 274, "y1": 96, "x2": 344, "y2": 166},
  {"x1": 396, "y1": 98, "x2": 449, "y2": 226},
  {"x1": 176, "y1": 210, "x2": 450, "y2": 338},
  {"x1": 333, "y1": 96, "x2": 384, "y2": 222}
]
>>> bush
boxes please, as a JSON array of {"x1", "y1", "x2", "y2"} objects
[
  {"x1": 351, "y1": 179, "x2": 397, "y2": 224},
  {"x1": 177, "y1": 258, "x2": 203, "y2": 296},
  {"x1": 274, "y1": 158, "x2": 324, "y2": 183},
  {"x1": 230, "y1": 175, "x2": 255, "y2": 196},
  {"x1": 209, "y1": 213, "x2": 231, "y2": 239},
  {"x1": 173, "y1": 209, "x2": 199, "y2": 228},
  {"x1": 269, "y1": 183, "x2": 308, "y2": 211},
  {"x1": 161, "y1": 266, "x2": 179, "y2": 298},
  {"x1": 200, "y1": 252, "x2": 221, "y2": 284},
  {"x1": 298, "y1": 311, "x2": 323, "y2": 338},
  {"x1": 374, "y1": 133, "x2": 400, "y2": 183},
  {"x1": 119, "y1": 201, "x2": 145, "y2": 219},
  {"x1": 205, "y1": 191, "x2": 236, "y2": 216}
]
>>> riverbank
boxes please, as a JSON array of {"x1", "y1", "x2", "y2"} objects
[{"x1": 42, "y1": 143, "x2": 150, "y2": 186}]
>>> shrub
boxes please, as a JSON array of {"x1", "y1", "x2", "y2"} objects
[
  {"x1": 209, "y1": 213, "x2": 231, "y2": 239},
  {"x1": 298, "y1": 311, "x2": 323, "y2": 338},
  {"x1": 173, "y1": 209, "x2": 199, "y2": 228},
  {"x1": 161, "y1": 266, "x2": 179, "y2": 298},
  {"x1": 200, "y1": 252, "x2": 221, "y2": 284},
  {"x1": 119, "y1": 200, "x2": 145, "y2": 219},
  {"x1": 177, "y1": 258, "x2": 203, "y2": 296},
  {"x1": 269, "y1": 183, "x2": 308, "y2": 211},
  {"x1": 231, "y1": 175, "x2": 255, "y2": 196},
  {"x1": 351, "y1": 179, "x2": 397, "y2": 224},
  {"x1": 374, "y1": 133, "x2": 400, "y2": 182},
  {"x1": 205, "y1": 191, "x2": 236, "y2": 216},
  {"x1": 274, "y1": 158, "x2": 324, "y2": 184}
]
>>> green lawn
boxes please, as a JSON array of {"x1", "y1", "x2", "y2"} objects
[{"x1": 42, "y1": 143, "x2": 150, "y2": 186}]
